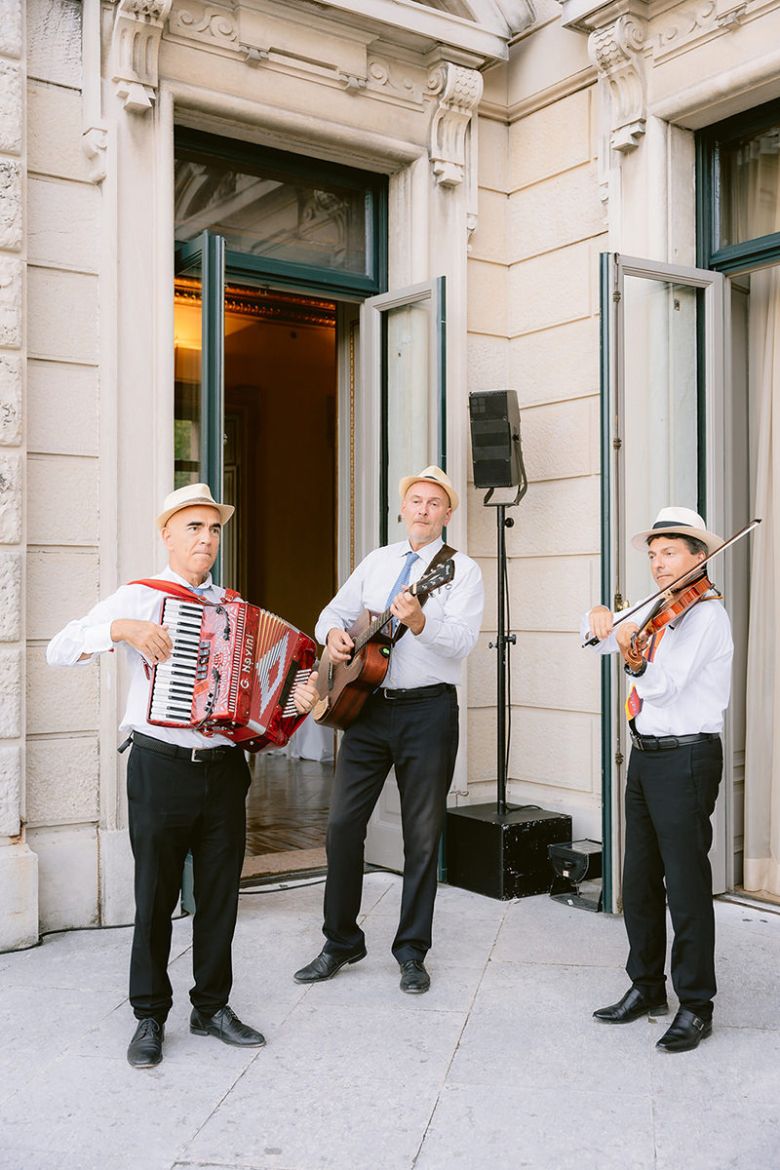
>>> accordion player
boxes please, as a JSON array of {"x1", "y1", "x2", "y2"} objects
[{"x1": 142, "y1": 583, "x2": 317, "y2": 752}]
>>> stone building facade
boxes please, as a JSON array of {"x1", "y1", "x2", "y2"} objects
[{"x1": 2, "y1": 0, "x2": 779, "y2": 948}]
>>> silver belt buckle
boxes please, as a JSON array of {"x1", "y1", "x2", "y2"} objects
[{"x1": 191, "y1": 747, "x2": 205, "y2": 763}]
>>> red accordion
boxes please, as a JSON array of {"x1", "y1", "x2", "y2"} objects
[{"x1": 138, "y1": 582, "x2": 316, "y2": 752}]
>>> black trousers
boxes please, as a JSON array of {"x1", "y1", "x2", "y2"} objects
[
  {"x1": 127, "y1": 742, "x2": 250, "y2": 1022},
  {"x1": 623, "y1": 737, "x2": 722, "y2": 1019},
  {"x1": 323, "y1": 687, "x2": 459, "y2": 963}
]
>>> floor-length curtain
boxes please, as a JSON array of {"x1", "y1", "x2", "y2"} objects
[{"x1": 743, "y1": 264, "x2": 780, "y2": 897}]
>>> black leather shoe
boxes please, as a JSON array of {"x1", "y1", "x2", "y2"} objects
[
  {"x1": 399, "y1": 959, "x2": 430, "y2": 994},
  {"x1": 127, "y1": 1018, "x2": 164, "y2": 1068},
  {"x1": 593, "y1": 986, "x2": 668, "y2": 1023},
  {"x1": 190, "y1": 1005, "x2": 266, "y2": 1048},
  {"x1": 656, "y1": 1008, "x2": 712, "y2": 1052},
  {"x1": 293, "y1": 947, "x2": 367, "y2": 984}
]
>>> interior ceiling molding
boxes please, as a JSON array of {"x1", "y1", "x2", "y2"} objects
[{"x1": 175, "y1": 277, "x2": 338, "y2": 327}]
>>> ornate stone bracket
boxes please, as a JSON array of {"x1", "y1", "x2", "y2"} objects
[
  {"x1": 588, "y1": 14, "x2": 648, "y2": 153},
  {"x1": 82, "y1": 126, "x2": 109, "y2": 183},
  {"x1": 427, "y1": 62, "x2": 483, "y2": 188},
  {"x1": 110, "y1": 0, "x2": 174, "y2": 113}
]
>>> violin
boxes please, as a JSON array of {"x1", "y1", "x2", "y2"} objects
[
  {"x1": 581, "y1": 517, "x2": 761, "y2": 650},
  {"x1": 628, "y1": 571, "x2": 714, "y2": 662}
]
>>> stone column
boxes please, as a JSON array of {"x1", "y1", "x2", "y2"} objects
[
  {"x1": 425, "y1": 53, "x2": 483, "y2": 798},
  {"x1": 0, "y1": 0, "x2": 37, "y2": 950}
]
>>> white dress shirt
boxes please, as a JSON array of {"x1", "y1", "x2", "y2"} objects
[
  {"x1": 46, "y1": 566, "x2": 236, "y2": 748},
  {"x1": 316, "y1": 536, "x2": 484, "y2": 690},
  {"x1": 581, "y1": 593, "x2": 733, "y2": 735}
]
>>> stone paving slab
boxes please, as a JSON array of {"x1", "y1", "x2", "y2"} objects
[{"x1": 0, "y1": 874, "x2": 778, "y2": 1170}]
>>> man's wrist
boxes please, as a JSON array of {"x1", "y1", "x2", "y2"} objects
[{"x1": 623, "y1": 659, "x2": 647, "y2": 678}]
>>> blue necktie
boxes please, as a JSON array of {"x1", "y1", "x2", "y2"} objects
[{"x1": 385, "y1": 551, "x2": 419, "y2": 632}]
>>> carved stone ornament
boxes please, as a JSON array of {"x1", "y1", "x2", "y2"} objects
[
  {"x1": 110, "y1": 0, "x2": 174, "y2": 113},
  {"x1": 82, "y1": 126, "x2": 109, "y2": 184},
  {"x1": 588, "y1": 15, "x2": 648, "y2": 154},
  {"x1": 169, "y1": 4, "x2": 240, "y2": 50},
  {"x1": 427, "y1": 62, "x2": 484, "y2": 188}
]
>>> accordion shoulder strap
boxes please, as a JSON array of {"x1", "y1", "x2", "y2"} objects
[{"x1": 128, "y1": 579, "x2": 241, "y2": 605}]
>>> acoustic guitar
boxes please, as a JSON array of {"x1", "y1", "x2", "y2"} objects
[{"x1": 312, "y1": 558, "x2": 456, "y2": 730}]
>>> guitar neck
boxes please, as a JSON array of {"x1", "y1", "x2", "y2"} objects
[
  {"x1": 353, "y1": 576, "x2": 433, "y2": 653},
  {"x1": 354, "y1": 606, "x2": 393, "y2": 653}
]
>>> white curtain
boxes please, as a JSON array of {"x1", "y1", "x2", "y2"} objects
[{"x1": 743, "y1": 264, "x2": 780, "y2": 897}]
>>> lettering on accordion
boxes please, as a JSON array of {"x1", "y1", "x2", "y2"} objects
[{"x1": 147, "y1": 597, "x2": 316, "y2": 751}]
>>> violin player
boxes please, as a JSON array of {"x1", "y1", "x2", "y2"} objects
[{"x1": 583, "y1": 507, "x2": 733, "y2": 1052}]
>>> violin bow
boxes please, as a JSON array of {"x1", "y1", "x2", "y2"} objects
[{"x1": 581, "y1": 517, "x2": 762, "y2": 648}]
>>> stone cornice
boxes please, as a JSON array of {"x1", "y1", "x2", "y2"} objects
[
  {"x1": 557, "y1": 0, "x2": 649, "y2": 33},
  {"x1": 308, "y1": 0, "x2": 510, "y2": 60},
  {"x1": 479, "y1": 64, "x2": 598, "y2": 123}
]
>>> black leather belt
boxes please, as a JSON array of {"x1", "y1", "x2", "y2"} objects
[
  {"x1": 380, "y1": 683, "x2": 455, "y2": 702},
  {"x1": 630, "y1": 731, "x2": 720, "y2": 753},
  {"x1": 129, "y1": 730, "x2": 237, "y2": 764}
]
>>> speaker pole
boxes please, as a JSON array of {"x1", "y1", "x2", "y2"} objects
[
  {"x1": 495, "y1": 501, "x2": 512, "y2": 815},
  {"x1": 486, "y1": 487, "x2": 520, "y2": 815}
]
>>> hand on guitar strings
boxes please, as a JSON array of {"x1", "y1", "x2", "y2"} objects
[
  {"x1": 326, "y1": 627, "x2": 355, "y2": 664},
  {"x1": 292, "y1": 670, "x2": 320, "y2": 715},
  {"x1": 391, "y1": 587, "x2": 426, "y2": 635}
]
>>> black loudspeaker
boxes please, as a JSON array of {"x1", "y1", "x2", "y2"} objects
[
  {"x1": 446, "y1": 805, "x2": 573, "y2": 900},
  {"x1": 469, "y1": 389, "x2": 523, "y2": 489}
]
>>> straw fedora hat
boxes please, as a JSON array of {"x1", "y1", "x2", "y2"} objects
[
  {"x1": 398, "y1": 465, "x2": 459, "y2": 512},
  {"x1": 631, "y1": 506, "x2": 724, "y2": 557},
  {"x1": 156, "y1": 483, "x2": 234, "y2": 530}
]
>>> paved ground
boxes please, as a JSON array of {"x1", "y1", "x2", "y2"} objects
[{"x1": 1, "y1": 873, "x2": 779, "y2": 1170}]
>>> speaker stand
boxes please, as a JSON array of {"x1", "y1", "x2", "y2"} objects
[{"x1": 447, "y1": 474, "x2": 572, "y2": 900}]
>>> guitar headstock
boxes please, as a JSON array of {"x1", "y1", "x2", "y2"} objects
[{"x1": 413, "y1": 557, "x2": 455, "y2": 598}]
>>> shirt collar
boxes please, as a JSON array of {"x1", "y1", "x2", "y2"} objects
[
  {"x1": 161, "y1": 566, "x2": 215, "y2": 594},
  {"x1": 402, "y1": 536, "x2": 444, "y2": 567}
]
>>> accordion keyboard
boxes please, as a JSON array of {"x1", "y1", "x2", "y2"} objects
[{"x1": 150, "y1": 599, "x2": 204, "y2": 724}]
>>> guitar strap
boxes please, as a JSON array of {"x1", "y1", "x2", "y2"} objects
[{"x1": 393, "y1": 542, "x2": 456, "y2": 644}]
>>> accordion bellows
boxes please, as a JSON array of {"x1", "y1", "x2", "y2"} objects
[{"x1": 147, "y1": 597, "x2": 316, "y2": 752}]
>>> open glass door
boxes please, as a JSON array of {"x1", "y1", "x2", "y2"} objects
[
  {"x1": 361, "y1": 278, "x2": 447, "y2": 871},
  {"x1": 601, "y1": 254, "x2": 725, "y2": 909},
  {"x1": 174, "y1": 231, "x2": 227, "y2": 579}
]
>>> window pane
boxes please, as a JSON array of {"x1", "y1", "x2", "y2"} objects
[
  {"x1": 174, "y1": 276, "x2": 202, "y2": 488},
  {"x1": 384, "y1": 300, "x2": 433, "y2": 543},
  {"x1": 622, "y1": 275, "x2": 699, "y2": 605},
  {"x1": 174, "y1": 154, "x2": 370, "y2": 276},
  {"x1": 719, "y1": 124, "x2": 780, "y2": 247}
]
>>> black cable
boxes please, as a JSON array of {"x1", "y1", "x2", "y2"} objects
[
  {"x1": 1, "y1": 874, "x2": 330, "y2": 955},
  {"x1": 239, "y1": 876, "x2": 328, "y2": 895}
]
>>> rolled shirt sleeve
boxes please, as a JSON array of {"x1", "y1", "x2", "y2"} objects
[
  {"x1": 413, "y1": 554, "x2": 483, "y2": 659},
  {"x1": 46, "y1": 585, "x2": 151, "y2": 667}
]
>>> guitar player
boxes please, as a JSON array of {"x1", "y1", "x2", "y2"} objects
[{"x1": 294, "y1": 466, "x2": 484, "y2": 995}]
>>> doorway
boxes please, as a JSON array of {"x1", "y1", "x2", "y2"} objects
[
  {"x1": 726, "y1": 265, "x2": 780, "y2": 905},
  {"x1": 174, "y1": 278, "x2": 339, "y2": 875}
]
